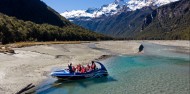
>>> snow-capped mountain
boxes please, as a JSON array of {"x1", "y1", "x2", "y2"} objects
[
  {"x1": 61, "y1": 0, "x2": 178, "y2": 20},
  {"x1": 61, "y1": 0, "x2": 126, "y2": 20},
  {"x1": 127, "y1": 0, "x2": 179, "y2": 10}
]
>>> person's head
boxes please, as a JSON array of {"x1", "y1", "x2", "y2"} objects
[{"x1": 92, "y1": 61, "x2": 94, "y2": 64}]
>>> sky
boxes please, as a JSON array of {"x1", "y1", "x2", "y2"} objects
[{"x1": 42, "y1": 0, "x2": 127, "y2": 13}]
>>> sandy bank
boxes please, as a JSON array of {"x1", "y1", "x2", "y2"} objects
[
  {"x1": 147, "y1": 40, "x2": 190, "y2": 54},
  {"x1": 147, "y1": 40, "x2": 190, "y2": 47}
]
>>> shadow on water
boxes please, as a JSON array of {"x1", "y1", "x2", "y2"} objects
[
  {"x1": 36, "y1": 76, "x2": 117, "y2": 94},
  {"x1": 55, "y1": 76, "x2": 117, "y2": 88}
]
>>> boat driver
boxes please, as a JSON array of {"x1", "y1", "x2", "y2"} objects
[{"x1": 68, "y1": 63, "x2": 74, "y2": 73}]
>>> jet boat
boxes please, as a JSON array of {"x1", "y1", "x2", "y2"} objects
[{"x1": 51, "y1": 62, "x2": 108, "y2": 80}]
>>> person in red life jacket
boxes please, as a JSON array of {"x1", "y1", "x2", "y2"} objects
[
  {"x1": 91, "y1": 61, "x2": 96, "y2": 70},
  {"x1": 81, "y1": 66, "x2": 86, "y2": 73},
  {"x1": 76, "y1": 65, "x2": 79, "y2": 72},
  {"x1": 72, "y1": 66, "x2": 76, "y2": 72},
  {"x1": 76, "y1": 64, "x2": 82, "y2": 73},
  {"x1": 86, "y1": 64, "x2": 91, "y2": 72}
]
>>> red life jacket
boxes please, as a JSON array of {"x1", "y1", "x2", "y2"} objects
[
  {"x1": 91, "y1": 64, "x2": 96, "y2": 70},
  {"x1": 72, "y1": 66, "x2": 76, "y2": 72},
  {"x1": 81, "y1": 67, "x2": 86, "y2": 73}
]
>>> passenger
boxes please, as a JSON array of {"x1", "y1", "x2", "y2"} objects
[
  {"x1": 80, "y1": 66, "x2": 84, "y2": 73},
  {"x1": 81, "y1": 66, "x2": 86, "y2": 73},
  {"x1": 76, "y1": 65, "x2": 79, "y2": 72},
  {"x1": 86, "y1": 64, "x2": 91, "y2": 72},
  {"x1": 83, "y1": 66, "x2": 86, "y2": 73},
  {"x1": 79, "y1": 64, "x2": 82, "y2": 72},
  {"x1": 80, "y1": 66, "x2": 83, "y2": 73},
  {"x1": 91, "y1": 61, "x2": 96, "y2": 70},
  {"x1": 72, "y1": 66, "x2": 76, "y2": 72},
  {"x1": 76, "y1": 64, "x2": 82, "y2": 73},
  {"x1": 68, "y1": 63, "x2": 73, "y2": 73}
]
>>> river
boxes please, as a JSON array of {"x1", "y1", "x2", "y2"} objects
[{"x1": 34, "y1": 42, "x2": 190, "y2": 94}]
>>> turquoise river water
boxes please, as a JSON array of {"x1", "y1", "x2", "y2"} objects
[{"x1": 35, "y1": 43, "x2": 190, "y2": 94}]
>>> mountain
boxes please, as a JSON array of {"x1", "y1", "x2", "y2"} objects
[
  {"x1": 0, "y1": 0, "x2": 71, "y2": 27},
  {"x1": 61, "y1": 0, "x2": 178, "y2": 21},
  {"x1": 62, "y1": 0, "x2": 189, "y2": 40},
  {"x1": 61, "y1": 0, "x2": 127, "y2": 21},
  {"x1": 136, "y1": 0, "x2": 190, "y2": 39},
  {"x1": 73, "y1": 7, "x2": 155, "y2": 37},
  {"x1": 0, "y1": 0, "x2": 111, "y2": 44}
]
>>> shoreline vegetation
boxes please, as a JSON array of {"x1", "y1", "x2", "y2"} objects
[{"x1": 0, "y1": 40, "x2": 189, "y2": 94}]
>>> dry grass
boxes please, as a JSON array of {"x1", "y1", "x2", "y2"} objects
[
  {"x1": 6, "y1": 41, "x2": 90, "y2": 48},
  {"x1": 0, "y1": 41, "x2": 90, "y2": 53}
]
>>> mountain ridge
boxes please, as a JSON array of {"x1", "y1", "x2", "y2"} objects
[
  {"x1": 61, "y1": 0, "x2": 178, "y2": 21},
  {"x1": 73, "y1": 6, "x2": 155, "y2": 37},
  {"x1": 66, "y1": 0, "x2": 189, "y2": 40}
]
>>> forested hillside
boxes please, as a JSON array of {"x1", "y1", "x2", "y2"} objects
[
  {"x1": 0, "y1": 0, "x2": 111, "y2": 44},
  {"x1": 0, "y1": 0, "x2": 71, "y2": 27},
  {"x1": 0, "y1": 13, "x2": 111, "y2": 44}
]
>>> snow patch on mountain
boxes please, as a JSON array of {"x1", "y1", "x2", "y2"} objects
[
  {"x1": 61, "y1": 0, "x2": 126, "y2": 19},
  {"x1": 62, "y1": 10, "x2": 93, "y2": 18},
  {"x1": 127, "y1": 0, "x2": 179, "y2": 10},
  {"x1": 61, "y1": 0, "x2": 179, "y2": 20}
]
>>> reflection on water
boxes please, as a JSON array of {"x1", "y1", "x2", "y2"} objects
[{"x1": 35, "y1": 43, "x2": 190, "y2": 94}]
